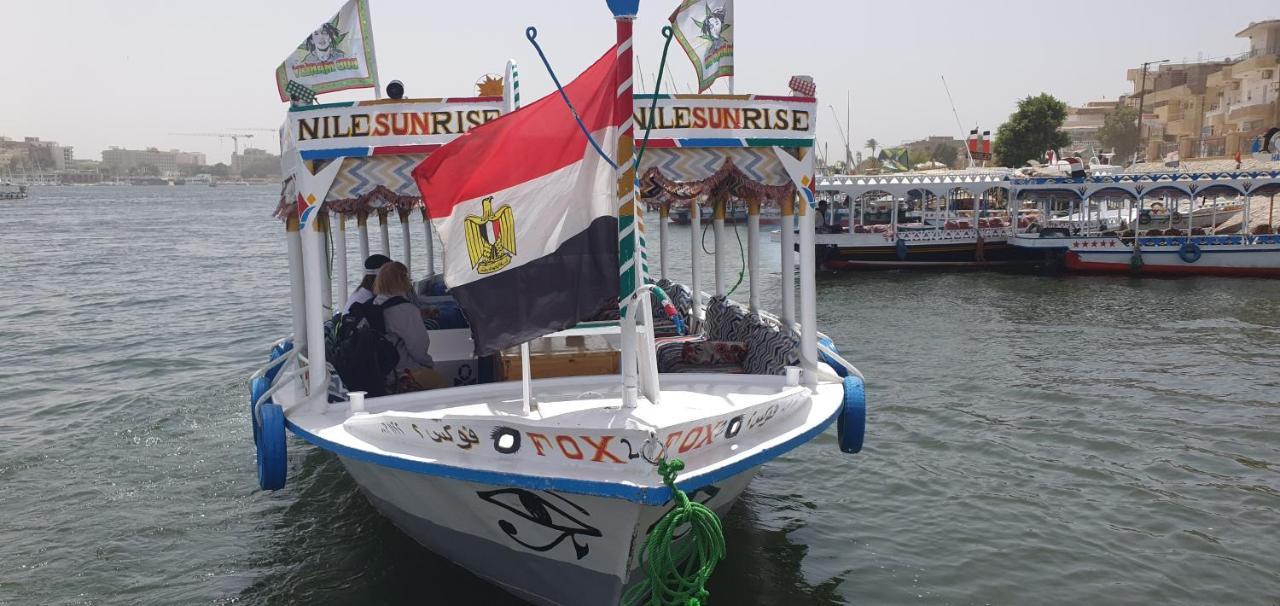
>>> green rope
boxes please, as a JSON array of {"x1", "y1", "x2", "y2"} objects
[
  {"x1": 698, "y1": 203, "x2": 747, "y2": 298},
  {"x1": 622, "y1": 458, "x2": 726, "y2": 606}
]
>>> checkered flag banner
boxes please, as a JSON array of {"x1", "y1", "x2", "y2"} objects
[{"x1": 286, "y1": 80, "x2": 318, "y2": 105}]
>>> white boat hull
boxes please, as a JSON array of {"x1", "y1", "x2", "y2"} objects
[
  {"x1": 341, "y1": 456, "x2": 754, "y2": 606},
  {"x1": 1061, "y1": 235, "x2": 1280, "y2": 277}
]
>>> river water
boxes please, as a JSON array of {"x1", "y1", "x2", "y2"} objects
[{"x1": 2, "y1": 185, "x2": 1278, "y2": 605}]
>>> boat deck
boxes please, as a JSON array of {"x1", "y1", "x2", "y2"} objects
[{"x1": 280, "y1": 372, "x2": 843, "y2": 503}]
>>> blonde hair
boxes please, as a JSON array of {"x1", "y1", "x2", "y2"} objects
[{"x1": 373, "y1": 261, "x2": 412, "y2": 296}]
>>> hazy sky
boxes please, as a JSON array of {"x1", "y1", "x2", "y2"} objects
[{"x1": 4, "y1": 1, "x2": 1276, "y2": 165}]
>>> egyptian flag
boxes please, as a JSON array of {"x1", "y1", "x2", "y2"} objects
[{"x1": 413, "y1": 46, "x2": 621, "y2": 356}]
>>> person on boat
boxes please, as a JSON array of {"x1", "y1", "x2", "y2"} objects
[
  {"x1": 374, "y1": 261, "x2": 447, "y2": 391},
  {"x1": 345, "y1": 254, "x2": 392, "y2": 313},
  {"x1": 816, "y1": 200, "x2": 831, "y2": 233}
]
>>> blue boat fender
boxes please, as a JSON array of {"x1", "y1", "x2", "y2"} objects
[
  {"x1": 256, "y1": 403, "x2": 288, "y2": 490},
  {"x1": 895, "y1": 238, "x2": 908, "y2": 261},
  {"x1": 837, "y1": 375, "x2": 866, "y2": 454},
  {"x1": 817, "y1": 336, "x2": 849, "y2": 378},
  {"x1": 1178, "y1": 241, "x2": 1202, "y2": 263},
  {"x1": 249, "y1": 376, "x2": 270, "y2": 444}
]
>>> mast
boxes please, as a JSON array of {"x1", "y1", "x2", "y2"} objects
[{"x1": 609, "y1": 0, "x2": 652, "y2": 407}]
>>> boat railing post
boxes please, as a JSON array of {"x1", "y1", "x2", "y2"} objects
[
  {"x1": 1211, "y1": 197, "x2": 1218, "y2": 235},
  {"x1": 420, "y1": 207, "x2": 435, "y2": 277},
  {"x1": 286, "y1": 214, "x2": 308, "y2": 355},
  {"x1": 398, "y1": 208, "x2": 413, "y2": 275},
  {"x1": 520, "y1": 342, "x2": 533, "y2": 414},
  {"x1": 378, "y1": 209, "x2": 392, "y2": 256},
  {"x1": 1244, "y1": 193, "x2": 1252, "y2": 242},
  {"x1": 713, "y1": 193, "x2": 726, "y2": 296},
  {"x1": 357, "y1": 210, "x2": 370, "y2": 261},
  {"x1": 689, "y1": 195, "x2": 703, "y2": 325},
  {"x1": 780, "y1": 193, "x2": 796, "y2": 327},
  {"x1": 747, "y1": 195, "x2": 761, "y2": 312},
  {"x1": 659, "y1": 200, "x2": 670, "y2": 279},
  {"x1": 317, "y1": 211, "x2": 333, "y2": 314},
  {"x1": 797, "y1": 189, "x2": 819, "y2": 388},
  {"x1": 336, "y1": 213, "x2": 349, "y2": 311}
]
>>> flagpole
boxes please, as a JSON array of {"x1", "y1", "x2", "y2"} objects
[
  {"x1": 362, "y1": 0, "x2": 382, "y2": 99},
  {"x1": 609, "y1": 0, "x2": 645, "y2": 408}
]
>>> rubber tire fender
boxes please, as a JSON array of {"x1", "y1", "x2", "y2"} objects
[
  {"x1": 837, "y1": 375, "x2": 866, "y2": 454},
  {"x1": 818, "y1": 336, "x2": 848, "y2": 378},
  {"x1": 1178, "y1": 241, "x2": 1202, "y2": 264},
  {"x1": 256, "y1": 403, "x2": 288, "y2": 490}
]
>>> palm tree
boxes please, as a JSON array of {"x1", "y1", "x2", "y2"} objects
[{"x1": 864, "y1": 138, "x2": 879, "y2": 169}]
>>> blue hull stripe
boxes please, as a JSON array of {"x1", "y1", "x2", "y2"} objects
[
  {"x1": 284, "y1": 405, "x2": 839, "y2": 506},
  {"x1": 300, "y1": 147, "x2": 370, "y2": 160},
  {"x1": 1081, "y1": 248, "x2": 1280, "y2": 255}
]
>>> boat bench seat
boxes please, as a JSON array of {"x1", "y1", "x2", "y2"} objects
[{"x1": 656, "y1": 295, "x2": 799, "y2": 375}]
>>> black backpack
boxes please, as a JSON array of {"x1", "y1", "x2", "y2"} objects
[{"x1": 330, "y1": 296, "x2": 409, "y2": 397}]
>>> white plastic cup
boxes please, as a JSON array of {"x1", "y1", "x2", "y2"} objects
[
  {"x1": 349, "y1": 391, "x2": 367, "y2": 414},
  {"x1": 785, "y1": 366, "x2": 802, "y2": 386}
]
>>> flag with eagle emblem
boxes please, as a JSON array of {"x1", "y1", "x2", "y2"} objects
[{"x1": 413, "y1": 45, "x2": 621, "y2": 356}]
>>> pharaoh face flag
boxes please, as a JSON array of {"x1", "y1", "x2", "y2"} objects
[
  {"x1": 413, "y1": 46, "x2": 622, "y2": 356},
  {"x1": 275, "y1": 0, "x2": 379, "y2": 103},
  {"x1": 670, "y1": 0, "x2": 733, "y2": 92}
]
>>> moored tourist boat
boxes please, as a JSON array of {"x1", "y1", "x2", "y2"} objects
[
  {"x1": 0, "y1": 181, "x2": 28, "y2": 200},
  {"x1": 247, "y1": 3, "x2": 865, "y2": 605},
  {"x1": 808, "y1": 170, "x2": 1027, "y2": 269},
  {"x1": 1010, "y1": 169, "x2": 1280, "y2": 276}
]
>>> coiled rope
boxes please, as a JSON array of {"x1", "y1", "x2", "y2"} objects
[{"x1": 622, "y1": 458, "x2": 726, "y2": 606}]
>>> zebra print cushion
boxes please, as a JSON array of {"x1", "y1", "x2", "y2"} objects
[
  {"x1": 704, "y1": 295, "x2": 736, "y2": 341},
  {"x1": 741, "y1": 314, "x2": 800, "y2": 376}
]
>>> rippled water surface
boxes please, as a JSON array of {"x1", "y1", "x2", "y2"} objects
[{"x1": 2, "y1": 186, "x2": 1279, "y2": 605}]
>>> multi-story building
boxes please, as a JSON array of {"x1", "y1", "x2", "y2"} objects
[
  {"x1": 1128, "y1": 19, "x2": 1280, "y2": 161},
  {"x1": 101, "y1": 147, "x2": 207, "y2": 175},
  {"x1": 231, "y1": 147, "x2": 279, "y2": 176},
  {"x1": 0, "y1": 136, "x2": 70, "y2": 172},
  {"x1": 1064, "y1": 100, "x2": 1121, "y2": 154}
]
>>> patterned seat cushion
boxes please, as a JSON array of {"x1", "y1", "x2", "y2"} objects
[
  {"x1": 681, "y1": 341, "x2": 746, "y2": 366},
  {"x1": 741, "y1": 313, "x2": 800, "y2": 375},
  {"x1": 705, "y1": 295, "x2": 750, "y2": 342}
]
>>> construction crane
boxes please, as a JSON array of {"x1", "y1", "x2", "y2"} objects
[
  {"x1": 170, "y1": 132, "x2": 256, "y2": 157},
  {"x1": 229, "y1": 128, "x2": 283, "y2": 153}
]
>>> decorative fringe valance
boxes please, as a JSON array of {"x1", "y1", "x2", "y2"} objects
[
  {"x1": 641, "y1": 158, "x2": 794, "y2": 206},
  {"x1": 275, "y1": 183, "x2": 425, "y2": 221}
]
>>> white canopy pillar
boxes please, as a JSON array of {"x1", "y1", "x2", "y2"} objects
[
  {"x1": 398, "y1": 208, "x2": 413, "y2": 275},
  {"x1": 713, "y1": 193, "x2": 726, "y2": 296},
  {"x1": 797, "y1": 193, "x2": 819, "y2": 387},
  {"x1": 378, "y1": 209, "x2": 392, "y2": 256},
  {"x1": 658, "y1": 201, "x2": 670, "y2": 279},
  {"x1": 286, "y1": 215, "x2": 307, "y2": 352},
  {"x1": 421, "y1": 207, "x2": 435, "y2": 277},
  {"x1": 300, "y1": 226, "x2": 329, "y2": 401},
  {"x1": 689, "y1": 197, "x2": 703, "y2": 325},
  {"x1": 356, "y1": 210, "x2": 370, "y2": 261},
  {"x1": 316, "y1": 211, "x2": 333, "y2": 314},
  {"x1": 335, "y1": 213, "x2": 349, "y2": 312},
  {"x1": 780, "y1": 194, "x2": 796, "y2": 327}
]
